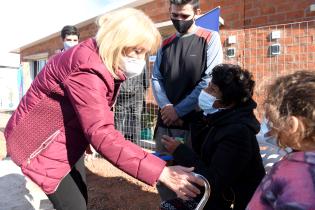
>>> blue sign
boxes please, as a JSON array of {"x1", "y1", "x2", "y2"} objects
[{"x1": 196, "y1": 7, "x2": 220, "y2": 32}]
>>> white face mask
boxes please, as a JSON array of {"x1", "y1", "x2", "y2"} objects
[
  {"x1": 63, "y1": 41, "x2": 78, "y2": 50},
  {"x1": 120, "y1": 57, "x2": 146, "y2": 78},
  {"x1": 198, "y1": 90, "x2": 219, "y2": 115}
]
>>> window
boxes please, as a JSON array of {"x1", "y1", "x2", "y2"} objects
[
  {"x1": 30, "y1": 59, "x2": 47, "y2": 79},
  {"x1": 23, "y1": 52, "x2": 48, "y2": 80}
]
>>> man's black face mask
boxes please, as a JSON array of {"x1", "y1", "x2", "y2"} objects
[{"x1": 171, "y1": 18, "x2": 194, "y2": 34}]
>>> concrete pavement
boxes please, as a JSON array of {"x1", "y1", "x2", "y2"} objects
[{"x1": 0, "y1": 112, "x2": 54, "y2": 210}]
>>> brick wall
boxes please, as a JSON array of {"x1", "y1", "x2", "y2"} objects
[
  {"x1": 20, "y1": 23, "x2": 98, "y2": 61},
  {"x1": 137, "y1": 0, "x2": 246, "y2": 28},
  {"x1": 244, "y1": 0, "x2": 315, "y2": 28},
  {"x1": 220, "y1": 20, "x2": 315, "y2": 118},
  {"x1": 140, "y1": 0, "x2": 315, "y2": 118},
  {"x1": 21, "y1": 0, "x2": 315, "y2": 57},
  {"x1": 21, "y1": 36, "x2": 61, "y2": 61},
  {"x1": 20, "y1": 0, "x2": 315, "y2": 59},
  {"x1": 138, "y1": 0, "x2": 315, "y2": 29},
  {"x1": 79, "y1": 23, "x2": 98, "y2": 42}
]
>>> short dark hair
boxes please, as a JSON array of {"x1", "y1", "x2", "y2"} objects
[
  {"x1": 61, "y1": 25, "x2": 80, "y2": 40},
  {"x1": 169, "y1": 0, "x2": 200, "y2": 10},
  {"x1": 211, "y1": 64, "x2": 255, "y2": 106}
]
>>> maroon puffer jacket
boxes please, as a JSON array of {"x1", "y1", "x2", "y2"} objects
[{"x1": 4, "y1": 38, "x2": 166, "y2": 194}]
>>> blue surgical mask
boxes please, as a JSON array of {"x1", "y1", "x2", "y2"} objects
[
  {"x1": 63, "y1": 41, "x2": 78, "y2": 50},
  {"x1": 198, "y1": 90, "x2": 219, "y2": 115}
]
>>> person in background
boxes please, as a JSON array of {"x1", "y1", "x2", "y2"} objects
[
  {"x1": 161, "y1": 64, "x2": 265, "y2": 210},
  {"x1": 54, "y1": 25, "x2": 80, "y2": 55},
  {"x1": 61, "y1": 25, "x2": 80, "y2": 51},
  {"x1": 247, "y1": 71, "x2": 315, "y2": 210},
  {"x1": 152, "y1": 0, "x2": 223, "y2": 201},
  {"x1": 4, "y1": 8, "x2": 203, "y2": 210},
  {"x1": 114, "y1": 65, "x2": 148, "y2": 143},
  {"x1": 256, "y1": 117, "x2": 291, "y2": 173}
]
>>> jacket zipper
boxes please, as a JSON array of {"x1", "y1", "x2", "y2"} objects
[{"x1": 27, "y1": 130, "x2": 61, "y2": 164}]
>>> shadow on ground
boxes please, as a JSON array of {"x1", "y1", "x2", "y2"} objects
[{"x1": 0, "y1": 173, "x2": 34, "y2": 210}]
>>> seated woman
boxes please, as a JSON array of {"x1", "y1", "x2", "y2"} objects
[
  {"x1": 161, "y1": 64, "x2": 266, "y2": 210},
  {"x1": 247, "y1": 71, "x2": 315, "y2": 209}
]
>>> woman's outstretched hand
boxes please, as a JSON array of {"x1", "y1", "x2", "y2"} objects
[{"x1": 158, "y1": 166, "x2": 204, "y2": 200}]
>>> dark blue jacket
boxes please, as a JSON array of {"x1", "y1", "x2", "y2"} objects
[{"x1": 173, "y1": 99, "x2": 265, "y2": 210}]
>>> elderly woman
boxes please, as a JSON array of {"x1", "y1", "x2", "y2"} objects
[
  {"x1": 4, "y1": 8, "x2": 202, "y2": 210},
  {"x1": 162, "y1": 64, "x2": 265, "y2": 210}
]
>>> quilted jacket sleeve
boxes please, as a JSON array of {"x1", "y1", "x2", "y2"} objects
[{"x1": 64, "y1": 68, "x2": 166, "y2": 185}]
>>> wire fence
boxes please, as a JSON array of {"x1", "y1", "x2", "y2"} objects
[
  {"x1": 221, "y1": 20, "x2": 315, "y2": 118},
  {"x1": 114, "y1": 20, "x2": 315, "y2": 150}
]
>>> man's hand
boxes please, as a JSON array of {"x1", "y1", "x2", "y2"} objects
[
  {"x1": 162, "y1": 135, "x2": 181, "y2": 154},
  {"x1": 172, "y1": 118, "x2": 184, "y2": 127},
  {"x1": 161, "y1": 104, "x2": 179, "y2": 126},
  {"x1": 158, "y1": 166, "x2": 204, "y2": 200}
]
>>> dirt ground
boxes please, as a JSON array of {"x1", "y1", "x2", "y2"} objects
[
  {"x1": 0, "y1": 112, "x2": 161, "y2": 210},
  {"x1": 85, "y1": 158, "x2": 160, "y2": 210}
]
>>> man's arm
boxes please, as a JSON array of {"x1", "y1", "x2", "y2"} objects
[
  {"x1": 151, "y1": 49, "x2": 171, "y2": 109},
  {"x1": 174, "y1": 31, "x2": 223, "y2": 117}
]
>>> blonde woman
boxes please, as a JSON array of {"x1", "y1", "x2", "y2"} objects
[{"x1": 4, "y1": 8, "x2": 203, "y2": 210}]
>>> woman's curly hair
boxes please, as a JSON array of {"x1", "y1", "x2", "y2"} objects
[
  {"x1": 265, "y1": 71, "x2": 315, "y2": 150},
  {"x1": 211, "y1": 64, "x2": 255, "y2": 106}
]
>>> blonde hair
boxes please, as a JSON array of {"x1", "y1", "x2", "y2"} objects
[
  {"x1": 96, "y1": 8, "x2": 161, "y2": 79},
  {"x1": 265, "y1": 71, "x2": 315, "y2": 150}
]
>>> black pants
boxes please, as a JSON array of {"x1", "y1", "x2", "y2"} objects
[{"x1": 47, "y1": 156, "x2": 88, "y2": 210}]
